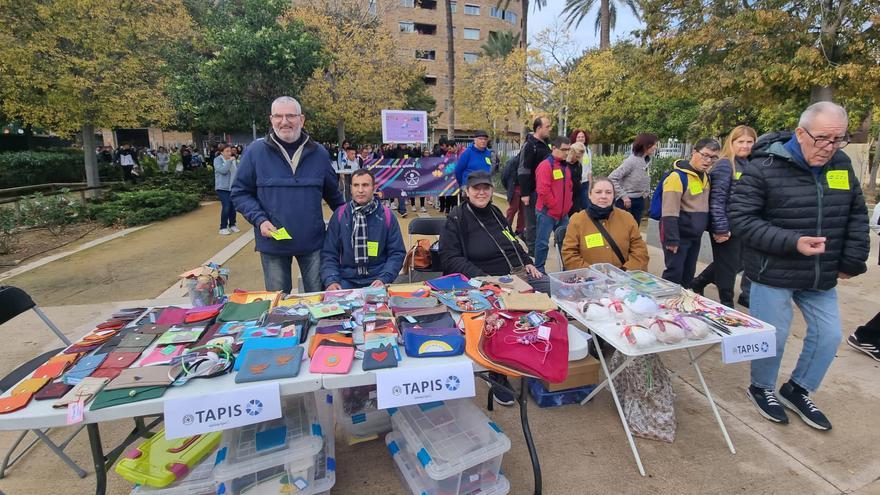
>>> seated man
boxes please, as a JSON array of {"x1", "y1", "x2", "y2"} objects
[{"x1": 321, "y1": 169, "x2": 406, "y2": 290}]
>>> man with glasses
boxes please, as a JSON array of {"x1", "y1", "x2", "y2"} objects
[
  {"x1": 729, "y1": 101, "x2": 869, "y2": 431},
  {"x1": 232, "y1": 96, "x2": 344, "y2": 293},
  {"x1": 533, "y1": 136, "x2": 574, "y2": 272},
  {"x1": 660, "y1": 137, "x2": 719, "y2": 285}
]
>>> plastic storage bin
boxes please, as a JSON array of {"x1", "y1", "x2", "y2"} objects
[
  {"x1": 386, "y1": 432, "x2": 510, "y2": 495},
  {"x1": 130, "y1": 450, "x2": 217, "y2": 495},
  {"x1": 312, "y1": 392, "x2": 336, "y2": 494},
  {"x1": 333, "y1": 385, "x2": 392, "y2": 443},
  {"x1": 589, "y1": 263, "x2": 629, "y2": 283},
  {"x1": 213, "y1": 394, "x2": 323, "y2": 495},
  {"x1": 388, "y1": 400, "x2": 510, "y2": 494},
  {"x1": 548, "y1": 268, "x2": 608, "y2": 301},
  {"x1": 625, "y1": 270, "x2": 681, "y2": 297},
  {"x1": 115, "y1": 428, "x2": 221, "y2": 488},
  {"x1": 527, "y1": 378, "x2": 597, "y2": 408}
]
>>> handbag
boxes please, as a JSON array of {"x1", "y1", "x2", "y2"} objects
[
  {"x1": 404, "y1": 327, "x2": 464, "y2": 358},
  {"x1": 403, "y1": 239, "x2": 433, "y2": 272},
  {"x1": 588, "y1": 215, "x2": 626, "y2": 265},
  {"x1": 481, "y1": 310, "x2": 570, "y2": 382}
]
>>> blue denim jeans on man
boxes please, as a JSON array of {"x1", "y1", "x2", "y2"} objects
[
  {"x1": 749, "y1": 282, "x2": 842, "y2": 393},
  {"x1": 260, "y1": 250, "x2": 322, "y2": 293},
  {"x1": 534, "y1": 211, "x2": 569, "y2": 273}
]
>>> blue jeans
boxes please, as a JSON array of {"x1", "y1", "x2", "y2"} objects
[
  {"x1": 216, "y1": 190, "x2": 236, "y2": 229},
  {"x1": 749, "y1": 282, "x2": 842, "y2": 393},
  {"x1": 615, "y1": 196, "x2": 645, "y2": 225},
  {"x1": 661, "y1": 237, "x2": 701, "y2": 286},
  {"x1": 260, "y1": 250, "x2": 322, "y2": 293},
  {"x1": 534, "y1": 211, "x2": 569, "y2": 273}
]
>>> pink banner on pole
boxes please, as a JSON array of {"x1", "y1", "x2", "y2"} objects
[{"x1": 381, "y1": 110, "x2": 428, "y2": 144}]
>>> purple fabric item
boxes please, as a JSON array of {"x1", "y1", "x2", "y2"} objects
[{"x1": 156, "y1": 307, "x2": 188, "y2": 325}]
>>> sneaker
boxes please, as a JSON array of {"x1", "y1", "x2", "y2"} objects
[
  {"x1": 420, "y1": 206, "x2": 427, "y2": 213},
  {"x1": 218, "y1": 228, "x2": 231, "y2": 235},
  {"x1": 399, "y1": 211, "x2": 408, "y2": 218},
  {"x1": 778, "y1": 382, "x2": 832, "y2": 430},
  {"x1": 491, "y1": 377, "x2": 516, "y2": 407},
  {"x1": 847, "y1": 333, "x2": 880, "y2": 362},
  {"x1": 229, "y1": 225, "x2": 240, "y2": 233},
  {"x1": 747, "y1": 385, "x2": 788, "y2": 424}
]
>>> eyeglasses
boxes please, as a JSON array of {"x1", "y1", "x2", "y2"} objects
[
  {"x1": 558, "y1": 147, "x2": 571, "y2": 152},
  {"x1": 270, "y1": 113, "x2": 302, "y2": 122},
  {"x1": 801, "y1": 128, "x2": 850, "y2": 149},
  {"x1": 696, "y1": 150, "x2": 719, "y2": 162}
]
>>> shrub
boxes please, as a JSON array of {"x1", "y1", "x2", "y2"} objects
[
  {"x1": 18, "y1": 189, "x2": 83, "y2": 236},
  {"x1": 127, "y1": 167, "x2": 216, "y2": 199},
  {"x1": 0, "y1": 150, "x2": 122, "y2": 188},
  {"x1": 88, "y1": 189, "x2": 200, "y2": 227},
  {"x1": 0, "y1": 206, "x2": 19, "y2": 254}
]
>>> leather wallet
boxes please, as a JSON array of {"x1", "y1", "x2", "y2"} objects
[
  {"x1": 101, "y1": 351, "x2": 142, "y2": 369},
  {"x1": 63, "y1": 353, "x2": 107, "y2": 384},
  {"x1": 362, "y1": 344, "x2": 398, "y2": 371},
  {"x1": 0, "y1": 392, "x2": 33, "y2": 414},
  {"x1": 235, "y1": 346, "x2": 303, "y2": 383},
  {"x1": 31, "y1": 361, "x2": 69, "y2": 380},
  {"x1": 12, "y1": 377, "x2": 50, "y2": 395},
  {"x1": 90, "y1": 385, "x2": 166, "y2": 411},
  {"x1": 54, "y1": 377, "x2": 110, "y2": 408},
  {"x1": 105, "y1": 366, "x2": 174, "y2": 391},
  {"x1": 310, "y1": 345, "x2": 355, "y2": 374},
  {"x1": 117, "y1": 332, "x2": 156, "y2": 349},
  {"x1": 34, "y1": 381, "x2": 73, "y2": 401}
]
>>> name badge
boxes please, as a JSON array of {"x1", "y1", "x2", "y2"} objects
[
  {"x1": 826, "y1": 170, "x2": 849, "y2": 190},
  {"x1": 552, "y1": 169, "x2": 564, "y2": 180},
  {"x1": 367, "y1": 241, "x2": 379, "y2": 257},
  {"x1": 485, "y1": 157, "x2": 492, "y2": 165},
  {"x1": 585, "y1": 233, "x2": 604, "y2": 248},
  {"x1": 688, "y1": 180, "x2": 703, "y2": 195},
  {"x1": 734, "y1": 171, "x2": 742, "y2": 180}
]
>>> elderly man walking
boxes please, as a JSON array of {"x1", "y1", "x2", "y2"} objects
[
  {"x1": 729, "y1": 101, "x2": 869, "y2": 430},
  {"x1": 232, "y1": 96, "x2": 344, "y2": 293}
]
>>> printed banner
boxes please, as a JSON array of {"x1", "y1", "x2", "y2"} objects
[
  {"x1": 364, "y1": 157, "x2": 460, "y2": 198},
  {"x1": 381, "y1": 109, "x2": 428, "y2": 143}
]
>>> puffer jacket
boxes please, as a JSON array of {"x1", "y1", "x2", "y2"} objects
[
  {"x1": 708, "y1": 156, "x2": 748, "y2": 235},
  {"x1": 728, "y1": 131, "x2": 869, "y2": 290}
]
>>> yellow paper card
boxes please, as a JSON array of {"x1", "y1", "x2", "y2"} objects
[
  {"x1": 688, "y1": 180, "x2": 704, "y2": 195},
  {"x1": 502, "y1": 229, "x2": 516, "y2": 241},
  {"x1": 367, "y1": 241, "x2": 379, "y2": 257},
  {"x1": 735, "y1": 171, "x2": 742, "y2": 180},
  {"x1": 271, "y1": 228, "x2": 292, "y2": 240},
  {"x1": 826, "y1": 170, "x2": 849, "y2": 190},
  {"x1": 485, "y1": 157, "x2": 492, "y2": 165},
  {"x1": 585, "y1": 233, "x2": 604, "y2": 248},
  {"x1": 552, "y1": 169, "x2": 564, "y2": 180}
]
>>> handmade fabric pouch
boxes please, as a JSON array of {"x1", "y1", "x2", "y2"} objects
[
  {"x1": 217, "y1": 300, "x2": 272, "y2": 322},
  {"x1": 105, "y1": 366, "x2": 174, "y2": 391},
  {"x1": 155, "y1": 328, "x2": 204, "y2": 345},
  {"x1": 235, "y1": 324, "x2": 282, "y2": 342},
  {"x1": 183, "y1": 303, "x2": 223, "y2": 323},
  {"x1": 117, "y1": 332, "x2": 156, "y2": 349},
  {"x1": 235, "y1": 337, "x2": 300, "y2": 371},
  {"x1": 227, "y1": 291, "x2": 280, "y2": 306},
  {"x1": 137, "y1": 345, "x2": 186, "y2": 367},
  {"x1": 90, "y1": 385, "x2": 166, "y2": 410},
  {"x1": 135, "y1": 324, "x2": 172, "y2": 335},
  {"x1": 101, "y1": 351, "x2": 143, "y2": 369},
  {"x1": 500, "y1": 292, "x2": 557, "y2": 312},
  {"x1": 156, "y1": 307, "x2": 189, "y2": 325},
  {"x1": 362, "y1": 344, "x2": 398, "y2": 371},
  {"x1": 398, "y1": 311, "x2": 457, "y2": 332},
  {"x1": 308, "y1": 303, "x2": 346, "y2": 320},
  {"x1": 63, "y1": 353, "x2": 107, "y2": 385},
  {"x1": 235, "y1": 347, "x2": 303, "y2": 383},
  {"x1": 31, "y1": 360, "x2": 70, "y2": 380},
  {"x1": 403, "y1": 328, "x2": 464, "y2": 358},
  {"x1": 426, "y1": 273, "x2": 473, "y2": 291},
  {"x1": 33, "y1": 381, "x2": 72, "y2": 401},
  {"x1": 310, "y1": 344, "x2": 355, "y2": 374},
  {"x1": 435, "y1": 290, "x2": 493, "y2": 313},
  {"x1": 63, "y1": 342, "x2": 101, "y2": 354},
  {"x1": 389, "y1": 296, "x2": 440, "y2": 311},
  {"x1": 481, "y1": 310, "x2": 570, "y2": 383},
  {"x1": 479, "y1": 275, "x2": 534, "y2": 293},
  {"x1": 54, "y1": 377, "x2": 109, "y2": 408},
  {"x1": 12, "y1": 377, "x2": 50, "y2": 395},
  {"x1": 45, "y1": 353, "x2": 81, "y2": 367},
  {"x1": 216, "y1": 320, "x2": 259, "y2": 336},
  {"x1": 308, "y1": 333, "x2": 353, "y2": 358},
  {"x1": 0, "y1": 393, "x2": 33, "y2": 414}
]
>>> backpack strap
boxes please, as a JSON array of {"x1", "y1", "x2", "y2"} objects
[
  {"x1": 383, "y1": 205, "x2": 391, "y2": 229},
  {"x1": 336, "y1": 203, "x2": 347, "y2": 223}
]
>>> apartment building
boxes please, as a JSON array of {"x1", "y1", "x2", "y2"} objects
[{"x1": 377, "y1": 0, "x2": 523, "y2": 142}]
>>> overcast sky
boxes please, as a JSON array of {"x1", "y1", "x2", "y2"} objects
[{"x1": 527, "y1": 1, "x2": 641, "y2": 55}]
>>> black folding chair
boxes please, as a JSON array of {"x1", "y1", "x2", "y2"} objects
[
  {"x1": 553, "y1": 225, "x2": 568, "y2": 271},
  {"x1": 0, "y1": 286, "x2": 87, "y2": 479},
  {"x1": 407, "y1": 217, "x2": 446, "y2": 282}
]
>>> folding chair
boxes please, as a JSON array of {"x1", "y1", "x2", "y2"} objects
[
  {"x1": 553, "y1": 225, "x2": 568, "y2": 272},
  {"x1": 0, "y1": 285, "x2": 87, "y2": 479},
  {"x1": 407, "y1": 217, "x2": 446, "y2": 282}
]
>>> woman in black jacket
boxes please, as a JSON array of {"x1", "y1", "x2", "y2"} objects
[{"x1": 691, "y1": 125, "x2": 756, "y2": 307}]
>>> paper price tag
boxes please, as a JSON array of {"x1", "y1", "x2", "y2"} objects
[
  {"x1": 537, "y1": 325, "x2": 551, "y2": 341},
  {"x1": 826, "y1": 170, "x2": 849, "y2": 190},
  {"x1": 468, "y1": 278, "x2": 483, "y2": 288},
  {"x1": 67, "y1": 399, "x2": 85, "y2": 425}
]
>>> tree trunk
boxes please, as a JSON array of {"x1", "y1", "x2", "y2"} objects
[
  {"x1": 599, "y1": 0, "x2": 611, "y2": 50},
  {"x1": 445, "y1": 0, "x2": 456, "y2": 141},
  {"x1": 82, "y1": 123, "x2": 100, "y2": 199},
  {"x1": 519, "y1": 0, "x2": 528, "y2": 142},
  {"x1": 869, "y1": 130, "x2": 880, "y2": 198},
  {"x1": 810, "y1": 86, "x2": 834, "y2": 102}
]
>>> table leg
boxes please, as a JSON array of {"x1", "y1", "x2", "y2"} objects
[
  {"x1": 686, "y1": 348, "x2": 736, "y2": 454},
  {"x1": 580, "y1": 354, "x2": 634, "y2": 405},
  {"x1": 518, "y1": 377, "x2": 542, "y2": 495},
  {"x1": 588, "y1": 330, "x2": 646, "y2": 476},
  {"x1": 666, "y1": 346, "x2": 714, "y2": 381},
  {"x1": 87, "y1": 423, "x2": 106, "y2": 495}
]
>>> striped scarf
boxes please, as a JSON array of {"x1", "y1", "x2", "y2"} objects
[{"x1": 351, "y1": 199, "x2": 378, "y2": 275}]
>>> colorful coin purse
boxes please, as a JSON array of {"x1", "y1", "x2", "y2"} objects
[
  {"x1": 362, "y1": 344, "x2": 398, "y2": 371},
  {"x1": 235, "y1": 346, "x2": 304, "y2": 383},
  {"x1": 434, "y1": 290, "x2": 493, "y2": 313},
  {"x1": 403, "y1": 327, "x2": 465, "y2": 358},
  {"x1": 309, "y1": 344, "x2": 355, "y2": 374}
]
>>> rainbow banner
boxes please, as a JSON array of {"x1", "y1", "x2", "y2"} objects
[{"x1": 364, "y1": 157, "x2": 460, "y2": 198}]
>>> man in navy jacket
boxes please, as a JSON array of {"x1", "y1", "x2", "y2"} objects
[
  {"x1": 232, "y1": 96, "x2": 344, "y2": 293},
  {"x1": 321, "y1": 169, "x2": 406, "y2": 289}
]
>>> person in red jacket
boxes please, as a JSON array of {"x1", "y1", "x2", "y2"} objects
[{"x1": 534, "y1": 136, "x2": 573, "y2": 272}]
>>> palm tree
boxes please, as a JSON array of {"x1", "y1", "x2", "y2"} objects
[
  {"x1": 481, "y1": 31, "x2": 521, "y2": 58},
  {"x1": 562, "y1": 0, "x2": 641, "y2": 49},
  {"x1": 496, "y1": 0, "x2": 547, "y2": 49}
]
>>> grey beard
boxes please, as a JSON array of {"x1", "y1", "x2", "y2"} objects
[{"x1": 275, "y1": 128, "x2": 301, "y2": 143}]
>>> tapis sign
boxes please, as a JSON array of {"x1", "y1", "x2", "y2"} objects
[
  {"x1": 164, "y1": 382, "x2": 282, "y2": 439},
  {"x1": 721, "y1": 329, "x2": 776, "y2": 364},
  {"x1": 376, "y1": 360, "x2": 475, "y2": 409}
]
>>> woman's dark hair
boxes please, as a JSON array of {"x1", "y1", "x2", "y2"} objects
[
  {"x1": 568, "y1": 129, "x2": 590, "y2": 146},
  {"x1": 632, "y1": 133, "x2": 659, "y2": 156},
  {"x1": 218, "y1": 144, "x2": 232, "y2": 153},
  {"x1": 589, "y1": 176, "x2": 615, "y2": 195}
]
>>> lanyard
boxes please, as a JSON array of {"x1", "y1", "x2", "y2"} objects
[{"x1": 465, "y1": 203, "x2": 526, "y2": 272}]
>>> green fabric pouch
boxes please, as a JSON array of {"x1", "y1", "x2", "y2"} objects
[
  {"x1": 89, "y1": 385, "x2": 167, "y2": 411},
  {"x1": 217, "y1": 300, "x2": 272, "y2": 322}
]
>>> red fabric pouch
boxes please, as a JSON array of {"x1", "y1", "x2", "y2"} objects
[{"x1": 482, "y1": 310, "x2": 570, "y2": 383}]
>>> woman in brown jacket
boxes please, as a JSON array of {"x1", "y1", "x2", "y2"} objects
[{"x1": 562, "y1": 177, "x2": 649, "y2": 271}]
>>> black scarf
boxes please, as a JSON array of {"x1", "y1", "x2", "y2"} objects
[{"x1": 587, "y1": 203, "x2": 613, "y2": 220}]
